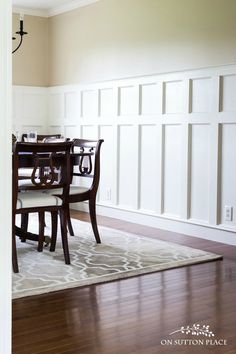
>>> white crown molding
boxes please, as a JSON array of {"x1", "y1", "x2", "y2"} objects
[
  {"x1": 13, "y1": 7, "x2": 49, "y2": 17},
  {"x1": 13, "y1": 0, "x2": 99, "y2": 18},
  {"x1": 48, "y1": 0, "x2": 99, "y2": 17}
]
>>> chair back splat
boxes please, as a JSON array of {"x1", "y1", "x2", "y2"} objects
[
  {"x1": 13, "y1": 142, "x2": 71, "y2": 198},
  {"x1": 71, "y1": 138, "x2": 104, "y2": 193}
]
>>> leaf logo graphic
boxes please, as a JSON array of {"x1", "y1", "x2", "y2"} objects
[{"x1": 169, "y1": 324, "x2": 215, "y2": 337}]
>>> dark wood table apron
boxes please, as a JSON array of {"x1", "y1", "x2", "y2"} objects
[{"x1": 15, "y1": 151, "x2": 93, "y2": 242}]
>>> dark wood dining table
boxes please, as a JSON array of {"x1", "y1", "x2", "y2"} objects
[{"x1": 15, "y1": 149, "x2": 94, "y2": 243}]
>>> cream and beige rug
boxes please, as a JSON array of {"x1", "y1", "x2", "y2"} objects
[{"x1": 13, "y1": 214, "x2": 222, "y2": 299}]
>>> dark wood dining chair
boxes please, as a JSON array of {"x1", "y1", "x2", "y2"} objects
[
  {"x1": 12, "y1": 141, "x2": 72, "y2": 273},
  {"x1": 45, "y1": 139, "x2": 104, "y2": 244},
  {"x1": 19, "y1": 134, "x2": 64, "y2": 180},
  {"x1": 19, "y1": 136, "x2": 70, "y2": 232},
  {"x1": 66, "y1": 139, "x2": 104, "y2": 243}
]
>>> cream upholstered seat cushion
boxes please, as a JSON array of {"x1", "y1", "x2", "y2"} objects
[
  {"x1": 18, "y1": 167, "x2": 40, "y2": 177},
  {"x1": 45, "y1": 185, "x2": 89, "y2": 196},
  {"x1": 69, "y1": 185, "x2": 89, "y2": 194},
  {"x1": 17, "y1": 191, "x2": 62, "y2": 209},
  {"x1": 19, "y1": 179, "x2": 41, "y2": 188},
  {"x1": 18, "y1": 168, "x2": 33, "y2": 177}
]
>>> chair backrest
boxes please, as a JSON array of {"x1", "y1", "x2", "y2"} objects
[
  {"x1": 71, "y1": 139, "x2": 104, "y2": 195},
  {"x1": 12, "y1": 142, "x2": 72, "y2": 210},
  {"x1": 21, "y1": 133, "x2": 62, "y2": 143}
]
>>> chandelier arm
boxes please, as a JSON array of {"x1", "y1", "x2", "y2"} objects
[{"x1": 12, "y1": 35, "x2": 23, "y2": 54}]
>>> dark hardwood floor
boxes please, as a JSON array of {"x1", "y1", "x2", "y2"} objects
[{"x1": 13, "y1": 211, "x2": 236, "y2": 354}]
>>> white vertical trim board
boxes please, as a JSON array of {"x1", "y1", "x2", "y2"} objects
[
  {"x1": 13, "y1": 63, "x2": 236, "y2": 245},
  {"x1": 0, "y1": 1, "x2": 12, "y2": 353}
]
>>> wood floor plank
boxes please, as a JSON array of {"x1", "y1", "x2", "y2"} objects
[{"x1": 13, "y1": 211, "x2": 236, "y2": 353}]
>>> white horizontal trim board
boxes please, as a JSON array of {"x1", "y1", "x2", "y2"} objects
[{"x1": 13, "y1": 63, "x2": 236, "y2": 245}]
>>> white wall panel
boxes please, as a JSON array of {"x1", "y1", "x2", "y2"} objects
[
  {"x1": 12, "y1": 87, "x2": 48, "y2": 137},
  {"x1": 164, "y1": 80, "x2": 184, "y2": 114},
  {"x1": 48, "y1": 125, "x2": 62, "y2": 135},
  {"x1": 221, "y1": 74, "x2": 236, "y2": 112},
  {"x1": 49, "y1": 93, "x2": 63, "y2": 124},
  {"x1": 12, "y1": 96, "x2": 16, "y2": 129},
  {"x1": 190, "y1": 124, "x2": 210, "y2": 222},
  {"x1": 119, "y1": 86, "x2": 138, "y2": 116},
  {"x1": 191, "y1": 78, "x2": 211, "y2": 113},
  {"x1": 140, "y1": 83, "x2": 162, "y2": 115},
  {"x1": 12, "y1": 91, "x2": 19, "y2": 122},
  {"x1": 99, "y1": 88, "x2": 116, "y2": 116},
  {"x1": 23, "y1": 94, "x2": 47, "y2": 121},
  {"x1": 64, "y1": 125, "x2": 80, "y2": 139},
  {"x1": 139, "y1": 125, "x2": 159, "y2": 211},
  {"x1": 12, "y1": 92, "x2": 23, "y2": 133},
  {"x1": 163, "y1": 125, "x2": 182, "y2": 216},
  {"x1": 220, "y1": 124, "x2": 236, "y2": 226},
  {"x1": 65, "y1": 91, "x2": 78, "y2": 120},
  {"x1": 81, "y1": 125, "x2": 98, "y2": 139},
  {"x1": 81, "y1": 90, "x2": 98, "y2": 117},
  {"x1": 118, "y1": 125, "x2": 137, "y2": 207}
]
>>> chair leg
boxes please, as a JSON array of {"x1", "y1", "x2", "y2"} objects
[
  {"x1": 39, "y1": 211, "x2": 46, "y2": 228},
  {"x1": 89, "y1": 198, "x2": 101, "y2": 244},
  {"x1": 66, "y1": 204, "x2": 74, "y2": 236},
  {"x1": 12, "y1": 221, "x2": 19, "y2": 273},
  {"x1": 50, "y1": 211, "x2": 58, "y2": 252},
  {"x1": 20, "y1": 213, "x2": 28, "y2": 242},
  {"x1": 60, "y1": 209, "x2": 70, "y2": 264},
  {"x1": 37, "y1": 211, "x2": 45, "y2": 252}
]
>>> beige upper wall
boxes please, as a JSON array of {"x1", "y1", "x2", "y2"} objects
[
  {"x1": 12, "y1": 13, "x2": 48, "y2": 86},
  {"x1": 13, "y1": 0, "x2": 236, "y2": 86},
  {"x1": 48, "y1": 0, "x2": 236, "y2": 86}
]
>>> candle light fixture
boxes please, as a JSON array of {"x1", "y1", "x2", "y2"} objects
[{"x1": 12, "y1": 13, "x2": 28, "y2": 54}]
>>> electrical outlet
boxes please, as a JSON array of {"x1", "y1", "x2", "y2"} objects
[
  {"x1": 106, "y1": 188, "x2": 111, "y2": 200},
  {"x1": 224, "y1": 206, "x2": 233, "y2": 221}
]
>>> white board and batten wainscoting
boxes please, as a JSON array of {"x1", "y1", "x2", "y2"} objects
[{"x1": 13, "y1": 64, "x2": 236, "y2": 245}]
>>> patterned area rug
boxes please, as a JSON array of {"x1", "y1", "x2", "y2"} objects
[{"x1": 13, "y1": 215, "x2": 222, "y2": 299}]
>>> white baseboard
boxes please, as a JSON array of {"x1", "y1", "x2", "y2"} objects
[{"x1": 72, "y1": 202, "x2": 236, "y2": 246}]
